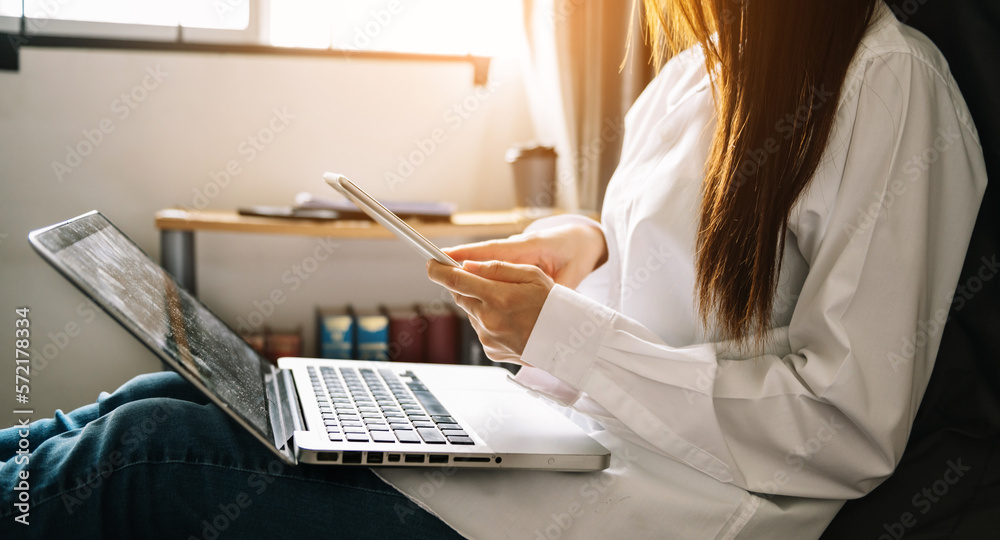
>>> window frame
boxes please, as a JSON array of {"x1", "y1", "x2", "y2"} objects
[
  {"x1": 0, "y1": 0, "x2": 262, "y2": 43},
  {"x1": 0, "y1": 0, "x2": 490, "y2": 84}
]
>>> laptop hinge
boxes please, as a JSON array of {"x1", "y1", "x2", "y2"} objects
[
  {"x1": 278, "y1": 367, "x2": 305, "y2": 433},
  {"x1": 265, "y1": 366, "x2": 304, "y2": 456}
]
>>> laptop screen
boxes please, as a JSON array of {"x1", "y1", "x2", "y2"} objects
[{"x1": 29, "y1": 212, "x2": 273, "y2": 443}]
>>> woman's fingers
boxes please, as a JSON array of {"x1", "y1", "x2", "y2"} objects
[
  {"x1": 426, "y1": 259, "x2": 554, "y2": 357},
  {"x1": 427, "y1": 260, "x2": 489, "y2": 301},
  {"x1": 443, "y1": 235, "x2": 533, "y2": 264},
  {"x1": 462, "y1": 259, "x2": 548, "y2": 284},
  {"x1": 427, "y1": 259, "x2": 548, "y2": 301}
]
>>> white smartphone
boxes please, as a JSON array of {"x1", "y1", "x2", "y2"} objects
[{"x1": 323, "y1": 172, "x2": 461, "y2": 267}]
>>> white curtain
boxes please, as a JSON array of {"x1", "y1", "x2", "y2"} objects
[{"x1": 520, "y1": 0, "x2": 653, "y2": 211}]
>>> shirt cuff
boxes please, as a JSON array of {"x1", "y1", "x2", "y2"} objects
[{"x1": 520, "y1": 284, "x2": 615, "y2": 390}]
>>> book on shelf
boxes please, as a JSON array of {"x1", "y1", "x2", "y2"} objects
[
  {"x1": 295, "y1": 192, "x2": 455, "y2": 222},
  {"x1": 382, "y1": 304, "x2": 427, "y2": 363},
  {"x1": 418, "y1": 302, "x2": 459, "y2": 364},
  {"x1": 352, "y1": 305, "x2": 389, "y2": 362},
  {"x1": 242, "y1": 327, "x2": 303, "y2": 364},
  {"x1": 315, "y1": 302, "x2": 492, "y2": 367},
  {"x1": 265, "y1": 327, "x2": 303, "y2": 363},
  {"x1": 243, "y1": 333, "x2": 266, "y2": 357},
  {"x1": 317, "y1": 306, "x2": 355, "y2": 359}
]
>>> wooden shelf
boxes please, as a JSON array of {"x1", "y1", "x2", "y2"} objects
[
  {"x1": 154, "y1": 208, "x2": 595, "y2": 297},
  {"x1": 154, "y1": 208, "x2": 550, "y2": 239}
]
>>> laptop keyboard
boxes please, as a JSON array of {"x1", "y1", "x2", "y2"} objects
[{"x1": 307, "y1": 366, "x2": 474, "y2": 446}]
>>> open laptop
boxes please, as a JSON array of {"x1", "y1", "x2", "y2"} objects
[{"x1": 28, "y1": 211, "x2": 610, "y2": 470}]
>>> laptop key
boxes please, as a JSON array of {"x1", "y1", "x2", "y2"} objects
[
  {"x1": 446, "y1": 436, "x2": 474, "y2": 445},
  {"x1": 441, "y1": 429, "x2": 468, "y2": 437},
  {"x1": 345, "y1": 433, "x2": 370, "y2": 442},
  {"x1": 343, "y1": 426, "x2": 367, "y2": 433},
  {"x1": 409, "y1": 390, "x2": 450, "y2": 417},
  {"x1": 411, "y1": 420, "x2": 435, "y2": 429},
  {"x1": 370, "y1": 431, "x2": 396, "y2": 443},
  {"x1": 395, "y1": 430, "x2": 421, "y2": 443},
  {"x1": 417, "y1": 428, "x2": 446, "y2": 444}
]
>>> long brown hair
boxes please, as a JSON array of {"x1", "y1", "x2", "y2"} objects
[{"x1": 642, "y1": 0, "x2": 879, "y2": 344}]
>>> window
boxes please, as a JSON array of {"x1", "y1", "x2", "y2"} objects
[
  {"x1": 0, "y1": 1, "x2": 521, "y2": 57},
  {"x1": 270, "y1": 0, "x2": 520, "y2": 56},
  {"x1": 0, "y1": 0, "x2": 249, "y2": 29}
]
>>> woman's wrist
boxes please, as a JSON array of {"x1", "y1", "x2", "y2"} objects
[{"x1": 575, "y1": 223, "x2": 608, "y2": 271}]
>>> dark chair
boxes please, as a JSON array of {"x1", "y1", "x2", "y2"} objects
[{"x1": 822, "y1": 1, "x2": 1000, "y2": 538}]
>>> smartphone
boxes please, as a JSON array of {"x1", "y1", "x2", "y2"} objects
[{"x1": 323, "y1": 172, "x2": 461, "y2": 267}]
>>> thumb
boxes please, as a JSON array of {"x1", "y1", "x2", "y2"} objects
[{"x1": 462, "y1": 260, "x2": 539, "y2": 284}]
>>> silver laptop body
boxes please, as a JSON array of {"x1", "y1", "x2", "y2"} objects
[{"x1": 29, "y1": 211, "x2": 610, "y2": 471}]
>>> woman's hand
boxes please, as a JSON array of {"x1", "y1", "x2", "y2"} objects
[
  {"x1": 443, "y1": 222, "x2": 607, "y2": 290},
  {"x1": 427, "y1": 259, "x2": 554, "y2": 364}
]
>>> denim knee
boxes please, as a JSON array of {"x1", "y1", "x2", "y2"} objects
[{"x1": 97, "y1": 371, "x2": 210, "y2": 417}]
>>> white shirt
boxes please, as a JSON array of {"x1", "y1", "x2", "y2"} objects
[{"x1": 377, "y1": 5, "x2": 987, "y2": 538}]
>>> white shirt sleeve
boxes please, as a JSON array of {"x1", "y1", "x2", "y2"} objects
[{"x1": 520, "y1": 46, "x2": 987, "y2": 498}]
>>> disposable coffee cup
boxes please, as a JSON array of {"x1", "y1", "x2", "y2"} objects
[{"x1": 506, "y1": 144, "x2": 557, "y2": 210}]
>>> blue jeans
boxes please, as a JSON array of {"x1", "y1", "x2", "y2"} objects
[{"x1": 0, "y1": 372, "x2": 464, "y2": 539}]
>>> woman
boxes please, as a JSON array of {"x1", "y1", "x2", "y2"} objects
[
  {"x1": 0, "y1": 0, "x2": 986, "y2": 538},
  {"x1": 410, "y1": 0, "x2": 985, "y2": 536}
]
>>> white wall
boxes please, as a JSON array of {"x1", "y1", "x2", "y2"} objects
[{"x1": 0, "y1": 46, "x2": 534, "y2": 428}]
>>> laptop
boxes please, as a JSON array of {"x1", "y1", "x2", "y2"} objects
[{"x1": 28, "y1": 211, "x2": 610, "y2": 470}]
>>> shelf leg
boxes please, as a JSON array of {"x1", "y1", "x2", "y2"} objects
[{"x1": 161, "y1": 229, "x2": 196, "y2": 297}]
